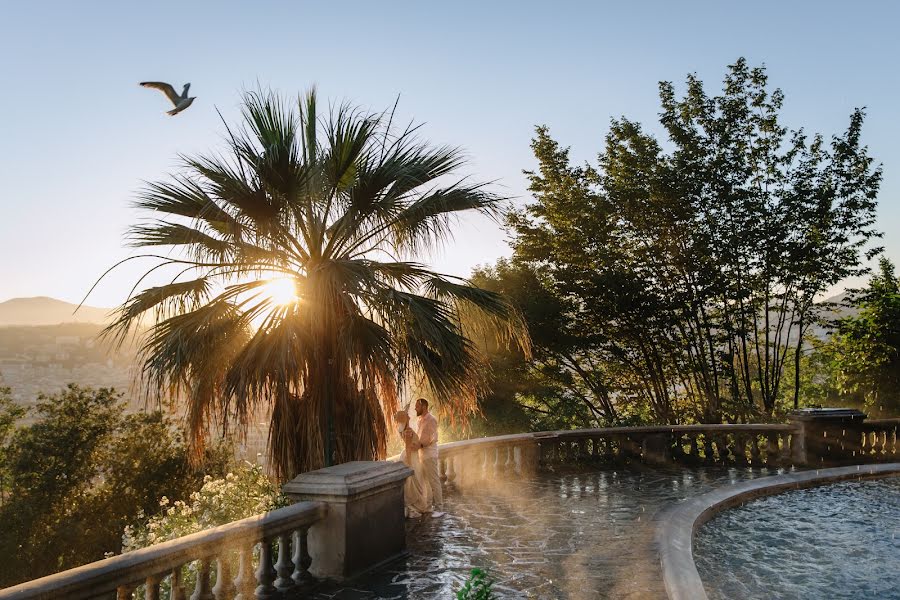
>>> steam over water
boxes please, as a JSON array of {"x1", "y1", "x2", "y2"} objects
[
  {"x1": 695, "y1": 476, "x2": 900, "y2": 600},
  {"x1": 308, "y1": 465, "x2": 780, "y2": 599}
]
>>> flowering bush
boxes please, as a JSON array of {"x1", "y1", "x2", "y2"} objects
[{"x1": 123, "y1": 462, "x2": 285, "y2": 552}]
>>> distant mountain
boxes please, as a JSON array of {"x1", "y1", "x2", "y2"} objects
[{"x1": 0, "y1": 297, "x2": 112, "y2": 326}]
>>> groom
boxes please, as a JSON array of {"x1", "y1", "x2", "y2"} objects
[{"x1": 414, "y1": 397, "x2": 444, "y2": 516}]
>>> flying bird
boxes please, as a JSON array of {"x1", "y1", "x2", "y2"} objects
[{"x1": 140, "y1": 81, "x2": 196, "y2": 116}]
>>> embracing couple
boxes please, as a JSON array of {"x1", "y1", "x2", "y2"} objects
[{"x1": 394, "y1": 398, "x2": 445, "y2": 519}]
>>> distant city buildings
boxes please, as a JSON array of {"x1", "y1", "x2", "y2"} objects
[{"x1": 0, "y1": 323, "x2": 270, "y2": 465}]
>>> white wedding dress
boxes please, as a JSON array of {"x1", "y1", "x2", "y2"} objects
[{"x1": 399, "y1": 429, "x2": 430, "y2": 518}]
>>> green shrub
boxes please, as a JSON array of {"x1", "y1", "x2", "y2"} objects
[{"x1": 456, "y1": 568, "x2": 496, "y2": 600}]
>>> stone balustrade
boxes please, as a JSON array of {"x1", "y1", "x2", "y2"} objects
[
  {"x1": 0, "y1": 462, "x2": 411, "y2": 600},
  {"x1": 437, "y1": 424, "x2": 796, "y2": 487},
  {"x1": 2, "y1": 411, "x2": 896, "y2": 598},
  {"x1": 859, "y1": 418, "x2": 900, "y2": 461},
  {"x1": 0, "y1": 500, "x2": 326, "y2": 600}
]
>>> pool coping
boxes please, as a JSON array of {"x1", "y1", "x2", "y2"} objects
[{"x1": 655, "y1": 462, "x2": 900, "y2": 600}]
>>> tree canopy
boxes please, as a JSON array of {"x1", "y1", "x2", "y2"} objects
[{"x1": 496, "y1": 59, "x2": 882, "y2": 425}]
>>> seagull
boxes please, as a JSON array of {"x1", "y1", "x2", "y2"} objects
[{"x1": 140, "y1": 81, "x2": 196, "y2": 116}]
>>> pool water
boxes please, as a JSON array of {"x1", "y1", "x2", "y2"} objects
[
  {"x1": 695, "y1": 476, "x2": 900, "y2": 600},
  {"x1": 305, "y1": 465, "x2": 781, "y2": 599}
]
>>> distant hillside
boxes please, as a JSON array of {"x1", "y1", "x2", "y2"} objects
[{"x1": 0, "y1": 297, "x2": 111, "y2": 326}]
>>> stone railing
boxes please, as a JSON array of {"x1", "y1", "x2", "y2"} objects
[
  {"x1": 437, "y1": 424, "x2": 795, "y2": 487},
  {"x1": 0, "y1": 500, "x2": 327, "y2": 600},
  {"x1": 3, "y1": 411, "x2": 895, "y2": 598},
  {"x1": 859, "y1": 418, "x2": 900, "y2": 461},
  {"x1": 438, "y1": 411, "x2": 899, "y2": 486},
  {"x1": 0, "y1": 461, "x2": 411, "y2": 600}
]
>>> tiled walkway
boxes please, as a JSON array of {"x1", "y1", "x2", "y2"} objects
[{"x1": 305, "y1": 465, "x2": 782, "y2": 599}]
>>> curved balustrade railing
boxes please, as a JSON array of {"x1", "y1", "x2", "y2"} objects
[
  {"x1": 0, "y1": 500, "x2": 326, "y2": 600},
  {"x1": 437, "y1": 424, "x2": 797, "y2": 486},
  {"x1": 4, "y1": 418, "x2": 897, "y2": 598},
  {"x1": 859, "y1": 418, "x2": 900, "y2": 461}
]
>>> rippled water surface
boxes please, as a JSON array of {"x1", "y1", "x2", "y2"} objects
[
  {"x1": 695, "y1": 476, "x2": 900, "y2": 600},
  {"x1": 306, "y1": 465, "x2": 781, "y2": 599}
]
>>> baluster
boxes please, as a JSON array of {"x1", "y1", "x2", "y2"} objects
[
  {"x1": 255, "y1": 539, "x2": 277, "y2": 599},
  {"x1": 145, "y1": 575, "x2": 161, "y2": 600},
  {"x1": 577, "y1": 439, "x2": 587, "y2": 461},
  {"x1": 170, "y1": 566, "x2": 187, "y2": 600},
  {"x1": 781, "y1": 433, "x2": 793, "y2": 464},
  {"x1": 717, "y1": 434, "x2": 731, "y2": 464},
  {"x1": 273, "y1": 533, "x2": 296, "y2": 593},
  {"x1": 750, "y1": 434, "x2": 761, "y2": 465},
  {"x1": 733, "y1": 434, "x2": 747, "y2": 466},
  {"x1": 765, "y1": 433, "x2": 779, "y2": 467},
  {"x1": 212, "y1": 553, "x2": 235, "y2": 599},
  {"x1": 504, "y1": 446, "x2": 513, "y2": 471},
  {"x1": 117, "y1": 585, "x2": 134, "y2": 600},
  {"x1": 703, "y1": 435, "x2": 715, "y2": 465},
  {"x1": 481, "y1": 448, "x2": 490, "y2": 474},
  {"x1": 191, "y1": 558, "x2": 214, "y2": 600},
  {"x1": 292, "y1": 527, "x2": 313, "y2": 585},
  {"x1": 233, "y1": 545, "x2": 256, "y2": 600},
  {"x1": 491, "y1": 447, "x2": 500, "y2": 474},
  {"x1": 446, "y1": 456, "x2": 457, "y2": 483}
]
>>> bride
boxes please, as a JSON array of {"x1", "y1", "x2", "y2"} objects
[{"x1": 393, "y1": 409, "x2": 430, "y2": 518}]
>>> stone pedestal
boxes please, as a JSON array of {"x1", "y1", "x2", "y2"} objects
[
  {"x1": 789, "y1": 408, "x2": 867, "y2": 467},
  {"x1": 282, "y1": 461, "x2": 412, "y2": 580}
]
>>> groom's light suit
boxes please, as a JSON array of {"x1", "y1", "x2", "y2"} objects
[{"x1": 416, "y1": 411, "x2": 442, "y2": 510}]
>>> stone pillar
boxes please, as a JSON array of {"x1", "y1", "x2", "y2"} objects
[
  {"x1": 282, "y1": 461, "x2": 412, "y2": 580},
  {"x1": 789, "y1": 409, "x2": 867, "y2": 467}
]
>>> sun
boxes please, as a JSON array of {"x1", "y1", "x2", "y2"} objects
[{"x1": 260, "y1": 277, "x2": 299, "y2": 306}]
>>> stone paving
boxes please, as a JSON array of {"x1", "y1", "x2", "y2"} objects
[{"x1": 302, "y1": 464, "x2": 783, "y2": 599}]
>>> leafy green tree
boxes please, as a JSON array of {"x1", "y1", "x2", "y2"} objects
[
  {"x1": 0, "y1": 385, "x2": 230, "y2": 586},
  {"x1": 101, "y1": 89, "x2": 528, "y2": 480},
  {"x1": 0, "y1": 387, "x2": 25, "y2": 510},
  {"x1": 507, "y1": 59, "x2": 882, "y2": 424},
  {"x1": 828, "y1": 259, "x2": 900, "y2": 416},
  {"x1": 470, "y1": 260, "x2": 646, "y2": 430}
]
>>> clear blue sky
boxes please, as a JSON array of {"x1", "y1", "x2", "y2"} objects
[{"x1": 2, "y1": 1, "x2": 898, "y2": 307}]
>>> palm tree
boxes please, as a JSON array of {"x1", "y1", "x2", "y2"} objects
[{"x1": 100, "y1": 89, "x2": 529, "y2": 481}]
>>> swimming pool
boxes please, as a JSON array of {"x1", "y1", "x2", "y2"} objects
[{"x1": 695, "y1": 476, "x2": 900, "y2": 599}]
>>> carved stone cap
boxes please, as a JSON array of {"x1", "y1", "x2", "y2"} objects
[
  {"x1": 282, "y1": 461, "x2": 412, "y2": 503},
  {"x1": 789, "y1": 408, "x2": 867, "y2": 422}
]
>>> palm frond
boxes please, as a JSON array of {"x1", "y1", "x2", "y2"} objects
[{"x1": 99, "y1": 87, "x2": 527, "y2": 480}]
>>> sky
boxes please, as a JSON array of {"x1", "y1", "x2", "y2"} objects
[{"x1": 1, "y1": 1, "x2": 898, "y2": 307}]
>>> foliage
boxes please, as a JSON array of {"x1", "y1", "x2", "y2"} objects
[
  {"x1": 101, "y1": 88, "x2": 529, "y2": 481},
  {"x1": 502, "y1": 58, "x2": 881, "y2": 425},
  {"x1": 456, "y1": 568, "x2": 496, "y2": 600},
  {"x1": 826, "y1": 259, "x2": 900, "y2": 416},
  {"x1": 122, "y1": 462, "x2": 283, "y2": 551},
  {"x1": 0, "y1": 387, "x2": 26, "y2": 504},
  {"x1": 0, "y1": 385, "x2": 231, "y2": 587}
]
